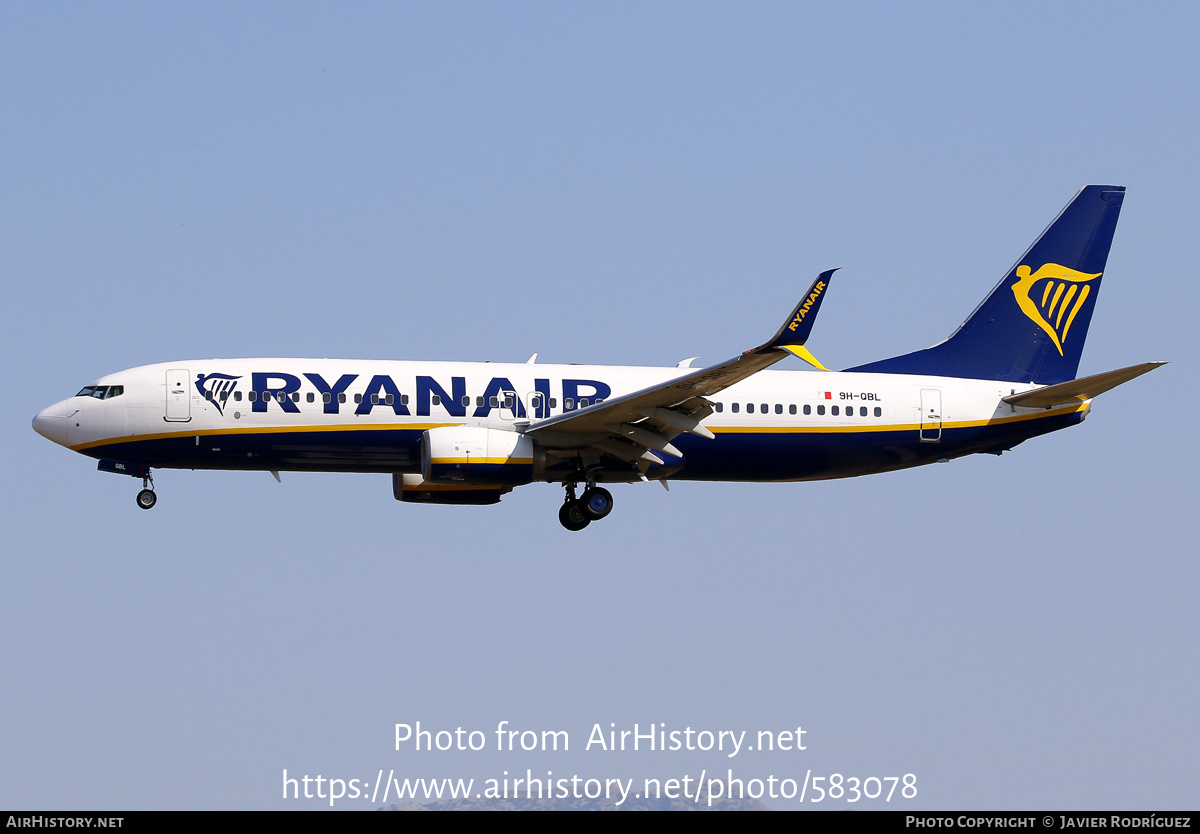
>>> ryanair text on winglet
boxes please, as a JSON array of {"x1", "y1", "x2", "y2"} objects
[{"x1": 787, "y1": 282, "x2": 826, "y2": 331}]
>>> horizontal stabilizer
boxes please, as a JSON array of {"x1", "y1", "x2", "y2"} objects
[{"x1": 1002, "y1": 361, "x2": 1166, "y2": 409}]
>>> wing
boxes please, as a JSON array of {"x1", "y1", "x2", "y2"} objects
[{"x1": 525, "y1": 269, "x2": 838, "y2": 468}]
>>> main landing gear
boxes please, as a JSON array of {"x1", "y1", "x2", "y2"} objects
[
  {"x1": 135, "y1": 471, "x2": 156, "y2": 510},
  {"x1": 558, "y1": 483, "x2": 614, "y2": 531}
]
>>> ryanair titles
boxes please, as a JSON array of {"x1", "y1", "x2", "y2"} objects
[
  {"x1": 197, "y1": 371, "x2": 612, "y2": 419},
  {"x1": 787, "y1": 281, "x2": 826, "y2": 332}
]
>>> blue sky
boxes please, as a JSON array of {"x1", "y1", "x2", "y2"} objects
[{"x1": 2, "y1": 2, "x2": 1195, "y2": 810}]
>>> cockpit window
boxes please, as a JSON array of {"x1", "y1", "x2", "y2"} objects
[{"x1": 75, "y1": 385, "x2": 124, "y2": 400}]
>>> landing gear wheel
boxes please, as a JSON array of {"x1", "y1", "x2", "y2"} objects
[
  {"x1": 558, "y1": 500, "x2": 590, "y2": 531},
  {"x1": 136, "y1": 489, "x2": 157, "y2": 510},
  {"x1": 580, "y1": 486, "x2": 613, "y2": 521}
]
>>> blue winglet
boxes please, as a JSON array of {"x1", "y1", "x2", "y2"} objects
[{"x1": 761, "y1": 268, "x2": 838, "y2": 348}]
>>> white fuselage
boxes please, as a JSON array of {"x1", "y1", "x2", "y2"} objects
[{"x1": 33, "y1": 358, "x2": 1084, "y2": 484}]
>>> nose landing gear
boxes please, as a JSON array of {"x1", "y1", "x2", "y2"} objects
[{"x1": 135, "y1": 471, "x2": 156, "y2": 510}]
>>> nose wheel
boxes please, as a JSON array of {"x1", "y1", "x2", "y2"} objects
[{"x1": 135, "y1": 471, "x2": 156, "y2": 510}]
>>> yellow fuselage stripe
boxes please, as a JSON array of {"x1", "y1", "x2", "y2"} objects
[{"x1": 70, "y1": 403, "x2": 1085, "y2": 452}]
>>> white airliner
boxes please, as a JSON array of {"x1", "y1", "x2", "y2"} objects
[{"x1": 33, "y1": 186, "x2": 1163, "y2": 530}]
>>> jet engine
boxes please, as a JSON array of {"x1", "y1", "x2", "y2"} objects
[{"x1": 420, "y1": 425, "x2": 541, "y2": 486}]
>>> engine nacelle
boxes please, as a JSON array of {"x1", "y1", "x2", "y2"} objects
[{"x1": 420, "y1": 425, "x2": 539, "y2": 487}]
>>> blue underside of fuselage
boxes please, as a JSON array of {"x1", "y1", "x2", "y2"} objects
[{"x1": 80, "y1": 410, "x2": 1083, "y2": 483}]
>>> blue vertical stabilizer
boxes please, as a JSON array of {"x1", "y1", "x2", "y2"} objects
[{"x1": 845, "y1": 185, "x2": 1125, "y2": 384}]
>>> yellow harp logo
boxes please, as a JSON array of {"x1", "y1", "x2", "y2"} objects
[{"x1": 1011, "y1": 263, "x2": 1101, "y2": 355}]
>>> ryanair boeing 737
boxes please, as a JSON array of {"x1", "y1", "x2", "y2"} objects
[{"x1": 33, "y1": 186, "x2": 1163, "y2": 530}]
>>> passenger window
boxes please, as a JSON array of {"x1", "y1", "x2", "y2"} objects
[
  {"x1": 578, "y1": 398, "x2": 588, "y2": 408},
  {"x1": 490, "y1": 396, "x2": 499, "y2": 407},
  {"x1": 874, "y1": 406, "x2": 882, "y2": 417},
  {"x1": 549, "y1": 398, "x2": 557, "y2": 408},
  {"x1": 205, "y1": 390, "x2": 213, "y2": 400},
  {"x1": 249, "y1": 391, "x2": 258, "y2": 402},
  {"x1": 731, "y1": 403, "x2": 740, "y2": 413},
  {"x1": 307, "y1": 392, "x2": 315, "y2": 403},
  {"x1": 338, "y1": 393, "x2": 346, "y2": 403},
  {"x1": 461, "y1": 395, "x2": 470, "y2": 407},
  {"x1": 385, "y1": 394, "x2": 395, "y2": 406},
  {"x1": 803, "y1": 404, "x2": 811, "y2": 415},
  {"x1": 775, "y1": 404, "x2": 783, "y2": 414},
  {"x1": 860, "y1": 406, "x2": 867, "y2": 416},
  {"x1": 431, "y1": 394, "x2": 441, "y2": 406},
  {"x1": 831, "y1": 405, "x2": 839, "y2": 416},
  {"x1": 816, "y1": 404, "x2": 824, "y2": 415},
  {"x1": 235, "y1": 391, "x2": 243, "y2": 402},
  {"x1": 761, "y1": 403, "x2": 768, "y2": 413},
  {"x1": 354, "y1": 394, "x2": 362, "y2": 404},
  {"x1": 789, "y1": 404, "x2": 796, "y2": 415},
  {"x1": 476, "y1": 396, "x2": 485, "y2": 407},
  {"x1": 747, "y1": 403, "x2": 755, "y2": 413},
  {"x1": 323, "y1": 393, "x2": 331, "y2": 404},
  {"x1": 714, "y1": 402, "x2": 723, "y2": 413},
  {"x1": 401, "y1": 394, "x2": 409, "y2": 405},
  {"x1": 291, "y1": 392, "x2": 300, "y2": 402}
]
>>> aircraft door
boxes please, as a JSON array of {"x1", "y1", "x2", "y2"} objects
[
  {"x1": 527, "y1": 391, "x2": 546, "y2": 420},
  {"x1": 165, "y1": 369, "x2": 191, "y2": 422},
  {"x1": 920, "y1": 388, "x2": 941, "y2": 442},
  {"x1": 496, "y1": 390, "x2": 519, "y2": 421}
]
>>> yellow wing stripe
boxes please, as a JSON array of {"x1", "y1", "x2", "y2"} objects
[{"x1": 783, "y1": 344, "x2": 828, "y2": 371}]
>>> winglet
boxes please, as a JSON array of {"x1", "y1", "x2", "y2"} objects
[
  {"x1": 763, "y1": 268, "x2": 838, "y2": 348},
  {"x1": 750, "y1": 268, "x2": 838, "y2": 369}
]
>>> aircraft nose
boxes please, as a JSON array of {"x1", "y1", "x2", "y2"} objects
[{"x1": 32, "y1": 401, "x2": 73, "y2": 446}]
